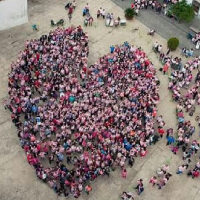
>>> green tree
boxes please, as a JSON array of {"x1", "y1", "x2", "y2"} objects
[
  {"x1": 171, "y1": 0, "x2": 195, "y2": 22},
  {"x1": 167, "y1": 37, "x2": 179, "y2": 51},
  {"x1": 124, "y1": 8, "x2": 136, "y2": 20}
]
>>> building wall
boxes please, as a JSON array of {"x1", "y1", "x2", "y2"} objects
[
  {"x1": 0, "y1": 0, "x2": 28, "y2": 30},
  {"x1": 186, "y1": 0, "x2": 193, "y2": 4}
]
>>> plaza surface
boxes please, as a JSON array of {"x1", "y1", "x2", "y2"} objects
[{"x1": 0, "y1": 0, "x2": 200, "y2": 200}]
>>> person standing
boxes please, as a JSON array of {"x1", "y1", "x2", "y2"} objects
[
  {"x1": 163, "y1": 62, "x2": 169, "y2": 75},
  {"x1": 88, "y1": 17, "x2": 94, "y2": 26},
  {"x1": 68, "y1": 5, "x2": 73, "y2": 15},
  {"x1": 121, "y1": 168, "x2": 127, "y2": 178},
  {"x1": 158, "y1": 45, "x2": 162, "y2": 53},
  {"x1": 128, "y1": 157, "x2": 134, "y2": 167},
  {"x1": 110, "y1": 45, "x2": 115, "y2": 53},
  {"x1": 137, "y1": 182, "x2": 144, "y2": 195},
  {"x1": 166, "y1": 135, "x2": 175, "y2": 146},
  {"x1": 97, "y1": 9, "x2": 100, "y2": 18},
  {"x1": 153, "y1": 41, "x2": 158, "y2": 52},
  {"x1": 145, "y1": 1, "x2": 148, "y2": 9},
  {"x1": 85, "y1": 184, "x2": 92, "y2": 195},
  {"x1": 149, "y1": 176, "x2": 157, "y2": 186},
  {"x1": 102, "y1": 9, "x2": 106, "y2": 19},
  {"x1": 176, "y1": 165, "x2": 186, "y2": 174},
  {"x1": 85, "y1": 3, "x2": 89, "y2": 13},
  {"x1": 166, "y1": 48, "x2": 170, "y2": 55},
  {"x1": 158, "y1": 126, "x2": 165, "y2": 137},
  {"x1": 134, "y1": 179, "x2": 144, "y2": 195}
]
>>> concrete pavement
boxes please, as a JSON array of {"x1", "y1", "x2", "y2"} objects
[{"x1": 0, "y1": 0, "x2": 200, "y2": 200}]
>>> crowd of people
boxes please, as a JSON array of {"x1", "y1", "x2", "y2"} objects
[
  {"x1": 82, "y1": 3, "x2": 126, "y2": 28},
  {"x1": 121, "y1": 52, "x2": 200, "y2": 197},
  {"x1": 5, "y1": 26, "x2": 161, "y2": 198},
  {"x1": 181, "y1": 48, "x2": 194, "y2": 58},
  {"x1": 4, "y1": 1, "x2": 200, "y2": 198},
  {"x1": 157, "y1": 48, "x2": 200, "y2": 182},
  {"x1": 129, "y1": 0, "x2": 180, "y2": 16}
]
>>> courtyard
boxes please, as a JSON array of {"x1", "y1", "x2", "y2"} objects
[{"x1": 0, "y1": 0, "x2": 200, "y2": 200}]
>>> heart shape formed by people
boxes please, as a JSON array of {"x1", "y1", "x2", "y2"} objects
[{"x1": 6, "y1": 26, "x2": 160, "y2": 198}]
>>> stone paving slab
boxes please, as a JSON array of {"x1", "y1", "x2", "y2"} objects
[{"x1": 0, "y1": 0, "x2": 200, "y2": 200}]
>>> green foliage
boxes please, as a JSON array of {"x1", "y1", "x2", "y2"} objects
[
  {"x1": 167, "y1": 37, "x2": 179, "y2": 51},
  {"x1": 171, "y1": 0, "x2": 195, "y2": 22},
  {"x1": 124, "y1": 8, "x2": 136, "y2": 20}
]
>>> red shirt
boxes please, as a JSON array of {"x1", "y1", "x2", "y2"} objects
[
  {"x1": 17, "y1": 107, "x2": 22, "y2": 113},
  {"x1": 34, "y1": 80, "x2": 40, "y2": 87},
  {"x1": 193, "y1": 171, "x2": 199, "y2": 178},
  {"x1": 158, "y1": 128, "x2": 165, "y2": 135},
  {"x1": 27, "y1": 154, "x2": 33, "y2": 162},
  {"x1": 24, "y1": 145, "x2": 29, "y2": 152},
  {"x1": 36, "y1": 53, "x2": 40, "y2": 60},
  {"x1": 145, "y1": 60, "x2": 150, "y2": 66},
  {"x1": 69, "y1": 7, "x2": 73, "y2": 14},
  {"x1": 37, "y1": 144, "x2": 41, "y2": 151},
  {"x1": 35, "y1": 71, "x2": 40, "y2": 77}
]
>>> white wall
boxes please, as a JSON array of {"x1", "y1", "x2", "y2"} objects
[
  {"x1": 186, "y1": 0, "x2": 193, "y2": 4},
  {"x1": 0, "y1": 0, "x2": 28, "y2": 30}
]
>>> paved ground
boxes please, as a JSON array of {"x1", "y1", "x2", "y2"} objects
[
  {"x1": 111, "y1": 0, "x2": 200, "y2": 56},
  {"x1": 0, "y1": 0, "x2": 200, "y2": 200}
]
